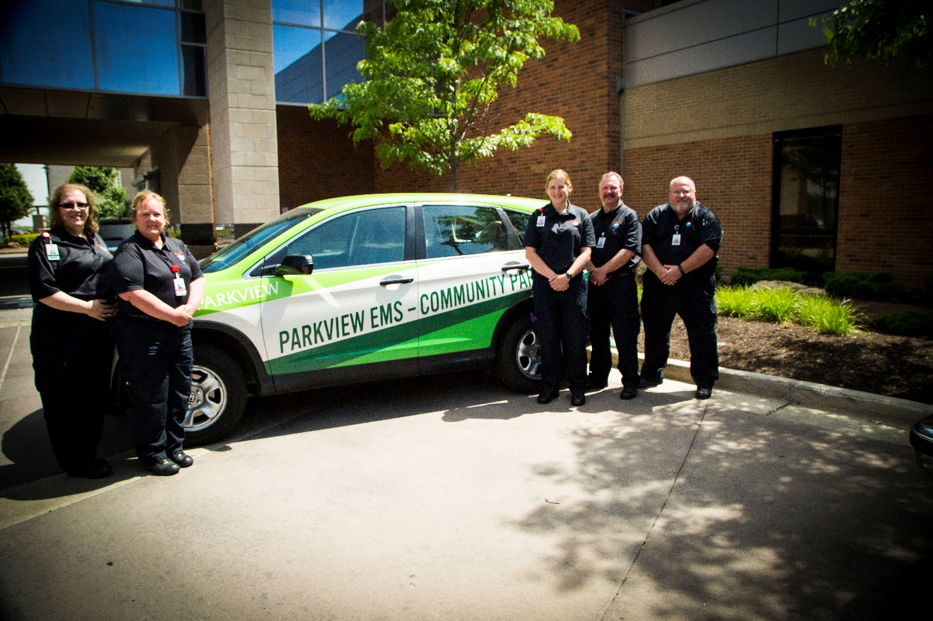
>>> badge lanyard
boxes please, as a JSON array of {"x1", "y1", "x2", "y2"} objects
[
  {"x1": 42, "y1": 232, "x2": 60, "y2": 261},
  {"x1": 171, "y1": 265, "x2": 187, "y2": 297}
]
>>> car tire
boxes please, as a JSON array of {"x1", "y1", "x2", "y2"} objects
[
  {"x1": 185, "y1": 345, "x2": 248, "y2": 445},
  {"x1": 496, "y1": 314, "x2": 543, "y2": 393}
]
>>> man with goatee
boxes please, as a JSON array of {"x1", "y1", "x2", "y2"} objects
[
  {"x1": 585, "y1": 172, "x2": 642, "y2": 400},
  {"x1": 638, "y1": 176, "x2": 723, "y2": 400}
]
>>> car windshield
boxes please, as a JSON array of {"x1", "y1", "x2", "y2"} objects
[{"x1": 200, "y1": 207, "x2": 323, "y2": 273}]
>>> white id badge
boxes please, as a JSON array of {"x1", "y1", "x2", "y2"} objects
[
  {"x1": 536, "y1": 215, "x2": 546, "y2": 227},
  {"x1": 46, "y1": 244, "x2": 60, "y2": 260},
  {"x1": 174, "y1": 276, "x2": 187, "y2": 297},
  {"x1": 672, "y1": 234, "x2": 682, "y2": 247},
  {"x1": 596, "y1": 235, "x2": 606, "y2": 249}
]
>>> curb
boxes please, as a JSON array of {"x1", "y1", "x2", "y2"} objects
[{"x1": 656, "y1": 357, "x2": 931, "y2": 426}]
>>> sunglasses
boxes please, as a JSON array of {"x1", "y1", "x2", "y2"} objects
[{"x1": 59, "y1": 202, "x2": 90, "y2": 209}]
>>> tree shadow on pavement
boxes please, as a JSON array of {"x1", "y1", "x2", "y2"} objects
[{"x1": 512, "y1": 403, "x2": 933, "y2": 620}]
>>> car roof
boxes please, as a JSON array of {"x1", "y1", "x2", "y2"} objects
[{"x1": 293, "y1": 193, "x2": 544, "y2": 216}]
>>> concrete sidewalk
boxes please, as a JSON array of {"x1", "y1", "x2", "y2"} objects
[{"x1": 1, "y1": 302, "x2": 932, "y2": 620}]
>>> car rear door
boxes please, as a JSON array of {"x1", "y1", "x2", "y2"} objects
[{"x1": 415, "y1": 203, "x2": 533, "y2": 363}]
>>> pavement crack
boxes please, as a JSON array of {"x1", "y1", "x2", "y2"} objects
[
  {"x1": 765, "y1": 400, "x2": 793, "y2": 416},
  {"x1": 599, "y1": 404, "x2": 710, "y2": 621}
]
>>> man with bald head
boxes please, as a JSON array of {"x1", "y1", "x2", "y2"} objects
[{"x1": 639, "y1": 176, "x2": 723, "y2": 399}]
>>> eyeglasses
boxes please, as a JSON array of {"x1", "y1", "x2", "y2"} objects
[{"x1": 59, "y1": 202, "x2": 90, "y2": 209}]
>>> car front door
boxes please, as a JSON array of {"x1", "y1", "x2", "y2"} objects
[{"x1": 256, "y1": 205, "x2": 423, "y2": 390}]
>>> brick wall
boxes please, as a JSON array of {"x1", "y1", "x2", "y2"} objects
[
  {"x1": 623, "y1": 134, "x2": 773, "y2": 278},
  {"x1": 276, "y1": 106, "x2": 375, "y2": 211},
  {"x1": 837, "y1": 115, "x2": 933, "y2": 289},
  {"x1": 373, "y1": 0, "x2": 625, "y2": 212}
]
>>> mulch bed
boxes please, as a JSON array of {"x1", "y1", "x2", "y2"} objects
[{"x1": 658, "y1": 316, "x2": 933, "y2": 405}]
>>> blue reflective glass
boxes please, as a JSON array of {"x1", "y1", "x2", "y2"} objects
[
  {"x1": 94, "y1": 1, "x2": 179, "y2": 95},
  {"x1": 0, "y1": 0, "x2": 95, "y2": 89},
  {"x1": 273, "y1": 0, "x2": 321, "y2": 27},
  {"x1": 324, "y1": 0, "x2": 363, "y2": 31},
  {"x1": 325, "y1": 32, "x2": 364, "y2": 100},
  {"x1": 274, "y1": 24, "x2": 324, "y2": 103}
]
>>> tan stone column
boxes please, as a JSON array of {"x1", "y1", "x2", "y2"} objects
[{"x1": 205, "y1": 0, "x2": 280, "y2": 236}]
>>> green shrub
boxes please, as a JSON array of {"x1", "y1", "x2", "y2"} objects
[
  {"x1": 749, "y1": 287, "x2": 800, "y2": 323},
  {"x1": 823, "y1": 271, "x2": 905, "y2": 300},
  {"x1": 797, "y1": 295, "x2": 862, "y2": 335},
  {"x1": 729, "y1": 266, "x2": 807, "y2": 287},
  {"x1": 6, "y1": 233, "x2": 39, "y2": 245},
  {"x1": 714, "y1": 285, "x2": 861, "y2": 335},
  {"x1": 871, "y1": 310, "x2": 933, "y2": 338},
  {"x1": 716, "y1": 285, "x2": 754, "y2": 317}
]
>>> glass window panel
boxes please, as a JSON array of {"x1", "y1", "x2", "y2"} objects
[
  {"x1": 94, "y1": 1, "x2": 180, "y2": 95},
  {"x1": 180, "y1": 0, "x2": 204, "y2": 11},
  {"x1": 181, "y1": 11, "x2": 206, "y2": 43},
  {"x1": 134, "y1": 0, "x2": 177, "y2": 6},
  {"x1": 273, "y1": 0, "x2": 321, "y2": 27},
  {"x1": 772, "y1": 130, "x2": 841, "y2": 277},
  {"x1": 289, "y1": 208, "x2": 405, "y2": 269},
  {"x1": 182, "y1": 45, "x2": 206, "y2": 96},
  {"x1": 0, "y1": 0, "x2": 95, "y2": 89},
  {"x1": 274, "y1": 24, "x2": 323, "y2": 103},
  {"x1": 504, "y1": 209, "x2": 531, "y2": 246},
  {"x1": 324, "y1": 31, "x2": 364, "y2": 100},
  {"x1": 423, "y1": 205, "x2": 509, "y2": 259},
  {"x1": 324, "y1": 0, "x2": 363, "y2": 31}
]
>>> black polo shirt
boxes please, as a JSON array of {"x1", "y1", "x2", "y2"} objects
[
  {"x1": 27, "y1": 226, "x2": 113, "y2": 302},
  {"x1": 523, "y1": 203, "x2": 596, "y2": 274},
  {"x1": 589, "y1": 202, "x2": 642, "y2": 275},
  {"x1": 111, "y1": 231, "x2": 203, "y2": 320},
  {"x1": 642, "y1": 202, "x2": 722, "y2": 279}
]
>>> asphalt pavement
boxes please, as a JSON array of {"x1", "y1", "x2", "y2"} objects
[{"x1": 2, "y1": 286, "x2": 932, "y2": 621}]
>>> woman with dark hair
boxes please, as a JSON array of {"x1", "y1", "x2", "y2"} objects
[
  {"x1": 27, "y1": 183, "x2": 117, "y2": 478},
  {"x1": 111, "y1": 191, "x2": 204, "y2": 476}
]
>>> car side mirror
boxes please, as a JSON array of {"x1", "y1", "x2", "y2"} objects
[{"x1": 274, "y1": 254, "x2": 314, "y2": 276}]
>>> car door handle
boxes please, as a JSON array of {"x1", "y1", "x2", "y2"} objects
[
  {"x1": 501, "y1": 262, "x2": 530, "y2": 272},
  {"x1": 379, "y1": 276, "x2": 414, "y2": 286}
]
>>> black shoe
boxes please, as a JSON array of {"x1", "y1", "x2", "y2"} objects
[
  {"x1": 168, "y1": 450, "x2": 194, "y2": 468},
  {"x1": 67, "y1": 459, "x2": 113, "y2": 479},
  {"x1": 585, "y1": 377, "x2": 608, "y2": 392},
  {"x1": 571, "y1": 392, "x2": 586, "y2": 407},
  {"x1": 638, "y1": 376, "x2": 662, "y2": 390},
  {"x1": 142, "y1": 458, "x2": 180, "y2": 476},
  {"x1": 696, "y1": 387, "x2": 713, "y2": 400},
  {"x1": 537, "y1": 389, "x2": 560, "y2": 404},
  {"x1": 619, "y1": 385, "x2": 638, "y2": 400}
]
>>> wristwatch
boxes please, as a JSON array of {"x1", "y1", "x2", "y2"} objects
[{"x1": 565, "y1": 272, "x2": 574, "y2": 279}]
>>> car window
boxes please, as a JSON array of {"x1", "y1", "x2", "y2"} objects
[
  {"x1": 503, "y1": 209, "x2": 531, "y2": 246},
  {"x1": 423, "y1": 205, "x2": 510, "y2": 259},
  {"x1": 201, "y1": 207, "x2": 322, "y2": 273},
  {"x1": 287, "y1": 206, "x2": 406, "y2": 270}
]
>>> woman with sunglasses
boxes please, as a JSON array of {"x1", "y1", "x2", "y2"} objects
[{"x1": 26, "y1": 183, "x2": 117, "y2": 479}]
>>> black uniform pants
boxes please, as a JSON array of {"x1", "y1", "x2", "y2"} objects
[
  {"x1": 31, "y1": 314, "x2": 113, "y2": 472},
  {"x1": 640, "y1": 274, "x2": 719, "y2": 389},
  {"x1": 115, "y1": 315, "x2": 193, "y2": 464},
  {"x1": 533, "y1": 274, "x2": 590, "y2": 394},
  {"x1": 588, "y1": 274, "x2": 640, "y2": 387}
]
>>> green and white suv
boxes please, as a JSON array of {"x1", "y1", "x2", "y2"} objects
[{"x1": 186, "y1": 193, "x2": 543, "y2": 443}]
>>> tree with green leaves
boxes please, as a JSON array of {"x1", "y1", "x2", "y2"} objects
[
  {"x1": 309, "y1": 0, "x2": 580, "y2": 191},
  {"x1": 0, "y1": 163, "x2": 34, "y2": 240},
  {"x1": 67, "y1": 166, "x2": 128, "y2": 218},
  {"x1": 816, "y1": 0, "x2": 931, "y2": 69}
]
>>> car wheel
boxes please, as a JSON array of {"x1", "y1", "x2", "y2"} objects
[
  {"x1": 496, "y1": 314, "x2": 542, "y2": 393},
  {"x1": 185, "y1": 345, "x2": 248, "y2": 445}
]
